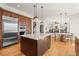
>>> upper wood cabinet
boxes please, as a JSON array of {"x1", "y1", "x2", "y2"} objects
[
  {"x1": 11, "y1": 13, "x2": 18, "y2": 18},
  {"x1": 2, "y1": 9, "x2": 18, "y2": 18},
  {"x1": 18, "y1": 15, "x2": 31, "y2": 34},
  {"x1": 2, "y1": 9, "x2": 11, "y2": 16},
  {"x1": 18, "y1": 15, "x2": 26, "y2": 25},
  {"x1": 26, "y1": 17, "x2": 31, "y2": 34},
  {"x1": 0, "y1": 8, "x2": 2, "y2": 35},
  {"x1": 0, "y1": 8, "x2": 2, "y2": 48},
  {"x1": 0, "y1": 8, "x2": 1, "y2": 13},
  {"x1": 0, "y1": 8, "x2": 2, "y2": 23}
]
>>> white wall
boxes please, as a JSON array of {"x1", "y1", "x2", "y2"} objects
[
  {"x1": 70, "y1": 14, "x2": 79, "y2": 37},
  {"x1": 43, "y1": 18, "x2": 54, "y2": 33}
]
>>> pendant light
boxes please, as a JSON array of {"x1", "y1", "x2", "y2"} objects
[
  {"x1": 64, "y1": 13, "x2": 67, "y2": 24},
  {"x1": 64, "y1": 13, "x2": 70, "y2": 33},
  {"x1": 60, "y1": 13, "x2": 63, "y2": 24},
  {"x1": 33, "y1": 4, "x2": 38, "y2": 20},
  {"x1": 40, "y1": 6, "x2": 43, "y2": 23},
  {"x1": 41, "y1": 6, "x2": 43, "y2": 20}
]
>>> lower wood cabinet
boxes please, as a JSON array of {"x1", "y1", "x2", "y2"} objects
[
  {"x1": 75, "y1": 37, "x2": 79, "y2": 56},
  {"x1": 20, "y1": 35, "x2": 51, "y2": 56},
  {"x1": 0, "y1": 36, "x2": 2, "y2": 48}
]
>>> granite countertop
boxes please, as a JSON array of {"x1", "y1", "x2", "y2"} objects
[{"x1": 21, "y1": 33, "x2": 52, "y2": 40}]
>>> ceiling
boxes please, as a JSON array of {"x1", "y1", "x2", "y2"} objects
[{"x1": 4, "y1": 3, "x2": 79, "y2": 20}]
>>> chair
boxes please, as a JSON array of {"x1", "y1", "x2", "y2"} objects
[
  {"x1": 65, "y1": 33, "x2": 73, "y2": 44},
  {"x1": 55, "y1": 33, "x2": 61, "y2": 41},
  {"x1": 60, "y1": 34, "x2": 65, "y2": 42}
]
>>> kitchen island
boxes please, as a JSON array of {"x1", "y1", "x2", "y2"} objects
[{"x1": 20, "y1": 34, "x2": 51, "y2": 56}]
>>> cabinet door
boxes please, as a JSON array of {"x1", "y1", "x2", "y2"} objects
[
  {"x1": 75, "y1": 37, "x2": 79, "y2": 55},
  {"x1": 18, "y1": 16, "x2": 22, "y2": 25},
  {"x1": 2, "y1": 10, "x2": 11, "y2": 17},
  {"x1": 22, "y1": 16, "x2": 26, "y2": 25},
  {"x1": 0, "y1": 8, "x2": 2, "y2": 22},
  {"x1": 19, "y1": 16, "x2": 26, "y2": 25},
  {"x1": 0, "y1": 8, "x2": 2, "y2": 48},
  {"x1": 11, "y1": 13, "x2": 18, "y2": 18},
  {"x1": 26, "y1": 17, "x2": 31, "y2": 34}
]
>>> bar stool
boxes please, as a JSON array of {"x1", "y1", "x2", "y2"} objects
[
  {"x1": 60, "y1": 34, "x2": 65, "y2": 42},
  {"x1": 65, "y1": 33, "x2": 73, "y2": 44}
]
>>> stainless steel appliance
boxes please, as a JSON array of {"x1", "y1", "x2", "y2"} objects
[
  {"x1": 19, "y1": 24, "x2": 26, "y2": 35},
  {"x1": 2, "y1": 15, "x2": 18, "y2": 47}
]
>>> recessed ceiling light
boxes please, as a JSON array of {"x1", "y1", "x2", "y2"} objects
[{"x1": 17, "y1": 5, "x2": 20, "y2": 8}]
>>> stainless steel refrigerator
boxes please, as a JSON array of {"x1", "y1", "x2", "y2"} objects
[{"x1": 2, "y1": 15, "x2": 18, "y2": 47}]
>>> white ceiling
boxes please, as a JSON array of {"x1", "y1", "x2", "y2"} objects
[{"x1": 4, "y1": 3, "x2": 79, "y2": 20}]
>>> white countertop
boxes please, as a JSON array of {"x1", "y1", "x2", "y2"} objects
[
  {"x1": 21, "y1": 33, "x2": 74, "y2": 40},
  {"x1": 21, "y1": 33, "x2": 52, "y2": 40}
]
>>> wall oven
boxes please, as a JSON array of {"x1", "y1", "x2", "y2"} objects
[
  {"x1": 2, "y1": 15, "x2": 18, "y2": 47},
  {"x1": 19, "y1": 24, "x2": 26, "y2": 35}
]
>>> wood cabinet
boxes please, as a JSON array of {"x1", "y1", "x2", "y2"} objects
[
  {"x1": 0, "y1": 8, "x2": 19, "y2": 48},
  {"x1": 2, "y1": 9, "x2": 18, "y2": 18},
  {"x1": 2, "y1": 9, "x2": 11, "y2": 17},
  {"x1": 20, "y1": 37, "x2": 37, "y2": 56},
  {"x1": 18, "y1": 15, "x2": 31, "y2": 34},
  {"x1": 11, "y1": 12, "x2": 18, "y2": 18},
  {"x1": 18, "y1": 15, "x2": 26, "y2": 25},
  {"x1": 20, "y1": 35, "x2": 51, "y2": 56},
  {"x1": 0, "y1": 8, "x2": 2, "y2": 48},
  {"x1": 18, "y1": 15, "x2": 26, "y2": 36},
  {"x1": 0, "y1": 8, "x2": 31, "y2": 48},
  {"x1": 26, "y1": 17, "x2": 31, "y2": 34},
  {"x1": 75, "y1": 37, "x2": 79, "y2": 56},
  {"x1": 0, "y1": 8, "x2": 2, "y2": 23}
]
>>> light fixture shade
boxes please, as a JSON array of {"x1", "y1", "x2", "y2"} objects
[
  {"x1": 17, "y1": 4, "x2": 20, "y2": 8},
  {"x1": 33, "y1": 16, "x2": 38, "y2": 20},
  {"x1": 33, "y1": 4, "x2": 38, "y2": 20}
]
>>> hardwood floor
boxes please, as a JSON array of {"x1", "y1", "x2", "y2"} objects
[
  {"x1": 43, "y1": 38, "x2": 76, "y2": 56},
  {"x1": 0, "y1": 43, "x2": 23, "y2": 56},
  {"x1": 0, "y1": 37, "x2": 76, "y2": 56}
]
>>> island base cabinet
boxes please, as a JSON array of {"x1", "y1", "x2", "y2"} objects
[
  {"x1": 37, "y1": 36, "x2": 51, "y2": 56},
  {"x1": 20, "y1": 37, "x2": 37, "y2": 56},
  {"x1": 75, "y1": 37, "x2": 79, "y2": 56},
  {"x1": 20, "y1": 35, "x2": 51, "y2": 56}
]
